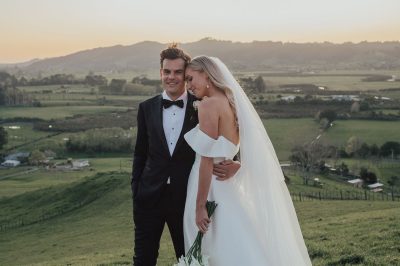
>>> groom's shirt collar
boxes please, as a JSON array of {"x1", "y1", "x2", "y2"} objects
[{"x1": 162, "y1": 90, "x2": 188, "y2": 106}]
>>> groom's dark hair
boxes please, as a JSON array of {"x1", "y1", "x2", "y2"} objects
[{"x1": 160, "y1": 43, "x2": 191, "y2": 68}]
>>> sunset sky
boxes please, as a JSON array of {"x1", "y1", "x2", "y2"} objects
[{"x1": 1, "y1": 0, "x2": 400, "y2": 63}]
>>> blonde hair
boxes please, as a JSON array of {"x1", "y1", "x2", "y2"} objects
[{"x1": 187, "y1": 56, "x2": 238, "y2": 129}]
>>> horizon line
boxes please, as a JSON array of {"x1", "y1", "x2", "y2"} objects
[{"x1": 1, "y1": 38, "x2": 400, "y2": 65}]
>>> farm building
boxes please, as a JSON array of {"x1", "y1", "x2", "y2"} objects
[{"x1": 1, "y1": 160, "x2": 21, "y2": 167}]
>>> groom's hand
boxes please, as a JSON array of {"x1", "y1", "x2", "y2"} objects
[{"x1": 213, "y1": 160, "x2": 241, "y2": 181}]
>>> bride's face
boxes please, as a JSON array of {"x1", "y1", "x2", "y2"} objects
[{"x1": 185, "y1": 68, "x2": 209, "y2": 98}]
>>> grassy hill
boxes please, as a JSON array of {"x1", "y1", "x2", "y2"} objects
[
  {"x1": 1, "y1": 71, "x2": 399, "y2": 265},
  {"x1": 1, "y1": 172, "x2": 399, "y2": 265}
]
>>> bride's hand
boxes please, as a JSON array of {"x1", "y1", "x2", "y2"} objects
[{"x1": 196, "y1": 206, "x2": 211, "y2": 234}]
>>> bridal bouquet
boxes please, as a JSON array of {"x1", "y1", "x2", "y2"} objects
[{"x1": 175, "y1": 201, "x2": 218, "y2": 266}]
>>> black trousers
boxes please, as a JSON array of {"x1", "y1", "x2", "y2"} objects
[{"x1": 133, "y1": 185, "x2": 185, "y2": 266}]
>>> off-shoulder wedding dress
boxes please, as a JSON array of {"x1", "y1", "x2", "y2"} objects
[{"x1": 182, "y1": 57, "x2": 312, "y2": 266}]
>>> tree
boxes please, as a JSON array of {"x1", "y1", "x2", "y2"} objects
[
  {"x1": 304, "y1": 94, "x2": 313, "y2": 100},
  {"x1": 357, "y1": 143, "x2": 370, "y2": 158},
  {"x1": 345, "y1": 136, "x2": 363, "y2": 157},
  {"x1": 388, "y1": 176, "x2": 399, "y2": 187},
  {"x1": 318, "y1": 109, "x2": 337, "y2": 124},
  {"x1": 109, "y1": 79, "x2": 126, "y2": 94},
  {"x1": 29, "y1": 150, "x2": 46, "y2": 165},
  {"x1": 0, "y1": 87, "x2": 6, "y2": 106},
  {"x1": 359, "y1": 167, "x2": 377, "y2": 185},
  {"x1": 254, "y1": 75, "x2": 266, "y2": 93},
  {"x1": 380, "y1": 141, "x2": 400, "y2": 158},
  {"x1": 359, "y1": 101, "x2": 369, "y2": 111},
  {"x1": 290, "y1": 143, "x2": 333, "y2": 185},
  {"x1": 337, "y1": 162, "x2": 349, "y2": 176},
  {"x1": 85, "y1": 74, "x2": 108, "y2": 86},
  {"x1": 370, "y1": 144, "x2": 380, "y2": 157},
  {"x1": 319, "y1": 118, "x2": 330, "y2": 130},
  {"x1": 350, "y1": 102, "x2": 360, "y2": 113},
  {"x1": 388, "y1": 176, "x2": 399, "y2": 200},
  {"x1": 0, "y1": 126, "x2": 8, "y2": 149}
]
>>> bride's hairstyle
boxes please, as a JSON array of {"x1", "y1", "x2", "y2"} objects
[{"x1": 188, "y1": 55, "x2": 238, "y2": 128}]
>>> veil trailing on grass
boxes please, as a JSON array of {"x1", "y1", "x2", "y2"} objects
[{"x1": 211, "y1": 57, "x2": 312, "y2": 265}]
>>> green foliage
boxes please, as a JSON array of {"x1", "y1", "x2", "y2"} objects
[
  {"x1": 359, "y1": 167, "x2": 377, "y2": 184},
  {"x1": 132, "y1": 76, "x2": 161, "y2": 87},
  {"x1": 28, "y1": 150, "x2": 46, "y2": 165},
  {"x1": 254, "y1": 75, "x2": 267, "y2": 93},
  {"x1": 357, "y1": 142, "x2": 370, "y2": 158},
  {"x1": 350, "y1": 101, "x2": 360, "y2": 113},
  {"x1": 66, "y1": 127, "x2": 134, "y2": 153},
  {"x1": 318, "y1": 109, "x2": 337, "y2": 123},
  {"x1": 327, "y1": 254, "x2": 365, "y2": 266},
  {"x1": 0, "y1": 126, "x2": 8, "y2": 149},
  {"x1": 108, "y1": 79, "x2": 127, "y2": 93},
  {"x1": 380, "y1": 141, "x2": 400, "y2": 158},
  {"x1": 336, "y1": 162, "x2": 349, "y2": 176},
  {"x1": 0, "y1": 71, "x2": 18, "y2": 88},
  {"x1": 388, "y1": 176, "x2": 399, "y2": 188},
  {"x1": 85, "y1": 74, "x2": 108, "y2": 86},
  {"x1": 361, "y1": 75, "x2": 392, "y2": 82},
  {"x1": 0, "y1": 86, "x2": 33, "y2": 106},
  {"x1": 345, "y1": 136, "x2": 363, "y2": 156},
  {"x1": 28, "y1": 73, "x2": 81, "y2": 86},
  {"x1": 239, "y1": 75, "x2": 267, "y2": 93}
]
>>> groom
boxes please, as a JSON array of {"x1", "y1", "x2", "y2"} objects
[{"x1": 131, "y1": 44, "x2": 239, "y2": 266}]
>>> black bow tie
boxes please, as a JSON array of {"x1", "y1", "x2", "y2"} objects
[{"x1": 162, "y1": 99, "x2": 184, "y2": 109}]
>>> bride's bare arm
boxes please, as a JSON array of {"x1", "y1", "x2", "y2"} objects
[{"x1": 196, "y1": 99, "x2": 218, "y2": 233}]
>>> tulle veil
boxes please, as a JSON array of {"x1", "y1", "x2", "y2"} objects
[{"x1": 210, "y1": 57, "x2": 312, "y2": 265}]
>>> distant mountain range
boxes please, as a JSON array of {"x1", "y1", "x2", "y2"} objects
[{"x1": 2, "y1": 38, "x2": 400, "y2": 75}]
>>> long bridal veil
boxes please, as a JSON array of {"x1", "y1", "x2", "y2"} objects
[{"x1": 211, "y1": 57, "x2": 312, "y2": 265}]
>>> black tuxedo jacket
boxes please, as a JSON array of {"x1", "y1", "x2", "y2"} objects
[{"x1": 132, "y1": 93, "x2": 199, "y2": 209}]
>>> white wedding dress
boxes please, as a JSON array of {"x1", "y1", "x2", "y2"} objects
[
  {"x1": 182, "y1": 57, "x2": 312, "y2": 266},
  {"x1": 184, "y1": 125, "x2": 270, "y2": 265}
]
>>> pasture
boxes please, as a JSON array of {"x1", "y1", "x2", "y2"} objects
[{"x1": 0, "y1": 172, "x2": 399, "y2": 266}]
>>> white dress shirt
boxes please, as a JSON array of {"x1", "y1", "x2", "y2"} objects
[{"x1": 162, "y1": 90, "x2": 188, "y2": 183}]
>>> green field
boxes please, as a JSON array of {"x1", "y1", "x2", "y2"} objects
[
  {"x1": 19, "y1": 85, "x2": 89, "y2": 93},
  {"x1": 263, "y1": 75, "x2": 400, "y2": 91},
  {"x1": 2, "y1": 123, "x2": 52, "y2": 150},
  {"x1": 321, "y1": 120, "x2": 400, "y2": 147},
  {"x1": 28, "y1": 91, "x2": 150, "y2": 103},
  {"x1": 263, "y1": 118, "x2": 400, "y2": 160},
  {"x1": 0, "y1": 158, "x2": 132, "y2": 198},
  {"x1": 3, "y1": 118, "x2": 399, "y2": 162},
  {"x1": 0, "y1": 172, "x2": 399, "y2": 266},
  {"x1": 0, "y1": 106, "x2": 129, "y2": 120},
  {"x1": 263, "y1": 118, "x2": 320, "y2": 160},
  {"x1": 2, "y1": 71, "x2": 400, "y2": 265},
  {"x1": 328, "y1": 158, "x2": 400, "y2": 185}
]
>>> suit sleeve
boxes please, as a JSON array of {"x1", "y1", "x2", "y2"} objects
[{"x1": 132, "y1": 103, "x2": 148, "y2": 198}]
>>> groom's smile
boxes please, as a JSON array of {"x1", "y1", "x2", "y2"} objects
[{"x1": 160, "y1": 58, "x2": 186, "y2": 100}]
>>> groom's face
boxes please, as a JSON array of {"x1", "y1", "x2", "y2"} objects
[{"x1": 160, "y1": 58, "x2": 186, "y2": 100}]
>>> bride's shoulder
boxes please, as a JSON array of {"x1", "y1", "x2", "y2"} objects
[
  {"x1": 198, "y1": 96, "x2": 223, "y2": 108},
  {"x1": 198, "y1": 96, "x2": 218, "y2": 110}
]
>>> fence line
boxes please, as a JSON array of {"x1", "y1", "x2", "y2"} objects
[{"x1": 291, "y1": 190, "x2": 400, "y2": 202}]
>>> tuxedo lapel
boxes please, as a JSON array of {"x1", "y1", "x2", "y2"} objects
[
  {"x1": 172, "y1": 93, "x2": 197, "y2": 158},
  {"x1": 154, "y1": 95, "x2": 170, "y2": 156}
]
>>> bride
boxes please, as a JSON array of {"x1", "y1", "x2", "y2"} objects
[{"x1": 182, "y1": 56, "x2": 312, "y2": 265}]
